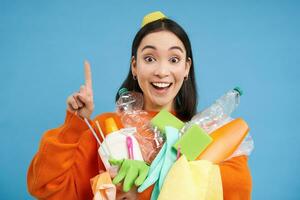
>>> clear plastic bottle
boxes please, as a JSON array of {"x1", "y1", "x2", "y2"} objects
[
  {"x1": 116, "y1": 88, "x2": 164, "y2": 163},
  {"x1": 182, "y1": 87, "x2": 243, "y2": 134},
  {"x1": 116, "y1": 88, "x2": 144, "y2": 116}
]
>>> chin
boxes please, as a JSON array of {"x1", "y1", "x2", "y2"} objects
[{"x1": 150, "y1": 98, "x2": 173, "y2": 110}]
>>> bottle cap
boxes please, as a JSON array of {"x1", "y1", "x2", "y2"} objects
[
  {"x1": 118, "y1": 88, "x2": 129, "y2": 96},
  {"x1": 233, "y1": 87, "x2": 243, "y2": 96},
  {"x1": 105, "y1": 117, "x2": 119, "y2": 135}
]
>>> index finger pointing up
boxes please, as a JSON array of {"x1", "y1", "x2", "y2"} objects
[{"x1": 84, "y1": 60, "x2": 93, "y2": 89}]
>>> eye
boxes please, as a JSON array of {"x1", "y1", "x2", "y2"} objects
[
  {"x1": 144, "y1": 56, "x2": 156, "y2": 63},
  {"x1": 169, "y1": 56, "x2": 180, "y2": 63}
]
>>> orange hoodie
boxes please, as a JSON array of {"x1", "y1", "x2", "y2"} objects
[{"x1": 27, "y1": 110, "x2": 252, "y2": 200}]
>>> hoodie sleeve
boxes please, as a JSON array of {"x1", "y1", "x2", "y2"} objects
[{"x1": 27, "y1": 110, "x2": 101, "y2": 200}]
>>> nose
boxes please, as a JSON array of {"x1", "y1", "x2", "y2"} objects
[{"x1": 153, "y1": 61, "x2": 170, "y2": 78}]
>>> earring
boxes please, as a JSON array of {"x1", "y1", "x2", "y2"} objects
[
  {"x1": 184, "y1": 76, "x2": 188, "y2": 81},
  {"x1": 133, "y1": 75, "x2": 137, "y2": 80}
]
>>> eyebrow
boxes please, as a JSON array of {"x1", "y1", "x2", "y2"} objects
[
  {"x1": 169, "y1": 46, "x2": 184, "y2": 53},
  {"x1": 141, "y1": 45, "x2": 184, "y2": 53},
  {"x1": 141, "y1": 45, "x2": 156, "y2": 52}
]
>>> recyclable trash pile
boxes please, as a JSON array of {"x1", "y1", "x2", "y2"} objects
[{"x1": 87, "y1": 87, "x2": 254, "y2": 200}]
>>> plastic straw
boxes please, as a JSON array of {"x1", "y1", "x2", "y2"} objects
[
  {"x1": 95, "y1": 120, "x2": 112, "y2": 156},
  {"x1": 83, "y1": 118, "x2": 109, "y2": 156}
]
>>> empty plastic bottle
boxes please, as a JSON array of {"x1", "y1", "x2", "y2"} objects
[
  {"x1": 116, "y1": 88, "x2": 164, "y2": 163},
  {"x1": 116, "y1": 88, "x2": 144, "y2": 115},
  {"x1": 116, "y1": 88, "x2": 149, "y2": 128},
  {"x1": 182, "y1": 87, "x2": 243, "y2": 134}
]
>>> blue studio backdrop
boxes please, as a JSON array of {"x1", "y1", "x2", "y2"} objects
[{"x1": 0, "y1": 0, "x2": 299, "y2": 199}]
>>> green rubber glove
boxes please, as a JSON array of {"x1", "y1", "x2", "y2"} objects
[{"x1": 109, "y1": 158, "x2": 149, "y2": 192}]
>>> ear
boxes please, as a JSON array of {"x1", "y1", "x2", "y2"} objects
[
  {"x1": 131, "y1": 56, "x2": 137, "y2": 77},
  {"x1": 185, "y1": 57, "x2": 192, "y2": 77}
]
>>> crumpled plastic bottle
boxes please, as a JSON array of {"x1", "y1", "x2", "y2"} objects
[
  {"x1": 182, "y1": 87, "x2": 242, "y2": 134},
  {"x1": 116, "y1": 88, "x2": 164, "y2": 163}
]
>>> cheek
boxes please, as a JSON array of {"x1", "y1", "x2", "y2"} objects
[
  {"x1": 136, "y1": 70, "x2": 149, "y2": 83},
  {"x1": 136, "y1": 63, "x2": 153, "y2": 80},
  {"x1": 136, "y1": 68, "x2": 152, "y2": 91},
  {"x1": 173, "y1": 67, "x2": 186, "y2": 82}
]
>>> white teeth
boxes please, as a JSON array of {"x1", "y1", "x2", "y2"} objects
[{"x1": 152, "y1": 82, "x2": 171, "y2": 88}]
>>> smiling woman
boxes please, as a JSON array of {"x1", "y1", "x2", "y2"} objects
[
  {"x1": 117, "y1": 16, "x2": 197, "y2": 121},
  {"x1": 132, "y1": 31, "x2": 191, "y2": 112},
  {"x1": 27, "y1": 11, "x2": 252, "y2": 200}
]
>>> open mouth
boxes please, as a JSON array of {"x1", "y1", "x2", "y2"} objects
[{"x1": 151, "y1": 82, "x2": 172, "y2": 90}]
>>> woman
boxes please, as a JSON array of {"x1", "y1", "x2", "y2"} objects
[{"x1": 27, "y1": 11, "x2": 252, "y2": 200}]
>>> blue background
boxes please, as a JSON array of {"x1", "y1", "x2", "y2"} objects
[{"x1": 1, "y1": 0, "x2": 299, "y2": 199}]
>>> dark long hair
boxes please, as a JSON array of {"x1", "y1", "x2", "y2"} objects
[{"x1": 115, "y1": 18, "x2": 198, "y2": 121}]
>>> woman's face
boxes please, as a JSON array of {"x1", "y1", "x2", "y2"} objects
[{"x1": 132, "y1": 30, "x2": 191, "y2": 112}]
